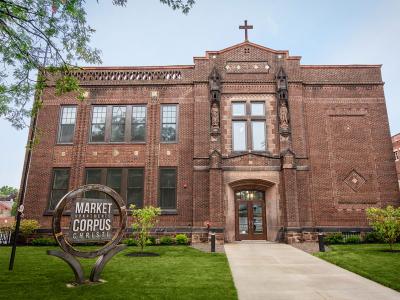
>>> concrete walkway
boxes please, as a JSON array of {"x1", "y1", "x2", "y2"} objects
[{"x1": 225, "y1": 242, "x2": 400, "y2": 300}]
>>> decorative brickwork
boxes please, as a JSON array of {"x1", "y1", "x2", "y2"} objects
[{"x1": 22, "y1": 41, "x2": 400, "y2": 244}]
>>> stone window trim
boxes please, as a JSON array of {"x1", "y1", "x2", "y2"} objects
[
  {"x1": 231, "y1": 101, "x2": 267, "y2": 153},
  {"x1": 44, "y1": 168, "x2": 71, "y2": 215},
  {"x1": 160, "y1": 104, "x2": 179, "y2": 144},
  {"x1": 57, "y1": 106, "x2": 77, "y2": 145},
  {"x1": 88, "y1": 104, "x2": 148, "y2": 144}
]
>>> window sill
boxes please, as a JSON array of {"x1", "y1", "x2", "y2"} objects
[
  {"x1": 88, "y1": 142, "x2": 147, "y2": 145},
  {"x1": 55, "y1": 143, "x2": 74, "y2": 146},
  {"x1": 160, "y1": 209, "x2": 178, "y2": 215}
]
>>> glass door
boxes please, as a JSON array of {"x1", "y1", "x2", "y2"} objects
[{"x1": 235, "y1": 190, "x2": 266, "y2": 240}]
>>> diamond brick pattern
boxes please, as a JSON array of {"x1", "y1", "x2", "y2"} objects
[{"x1": 344, "y1": 170, "x2": 366, "y2": 192}]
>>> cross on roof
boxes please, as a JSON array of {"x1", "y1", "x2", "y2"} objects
[{"x1": 239, "y1": 20, "x2": 253, "y2": 42}]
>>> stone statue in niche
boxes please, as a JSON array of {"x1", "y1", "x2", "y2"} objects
[
  {"x1": 211, "y1": 102, "x2": 220, "y2": 129},
  {"x1": 279, "y1": 101, "x2": 289, "y2": 129},
  {"x1": 209, "y1": 68, "x2": 221, "y2": 92}
]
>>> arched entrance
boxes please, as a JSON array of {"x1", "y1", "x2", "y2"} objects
[{"x1": 235, "y1": 190, "x2": 266, "y2": 240}]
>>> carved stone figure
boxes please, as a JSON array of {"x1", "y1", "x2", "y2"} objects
[
  {"x1": 279, "y1": 101, "x2": 289, "y2": 128},
  {"x1": 211, "y1": 102, "x2": 220, "y2": 128},
  {"x1": 209, "y1": 68, "x2": 221, "y2": 92}
]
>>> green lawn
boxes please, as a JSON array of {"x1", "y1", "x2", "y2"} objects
[
  {"x1": 315, "y1": 243, "x2": 400, "y2": 291},
  {"x1": 0, "y1": 246, "x2": 237, "y2": 300}
]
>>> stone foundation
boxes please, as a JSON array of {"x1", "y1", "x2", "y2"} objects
[{"x1": 285, "y1": 231, "x2": 318, "y2": 244}]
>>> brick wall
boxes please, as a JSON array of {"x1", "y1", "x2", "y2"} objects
[{"x1": 22, "y1": 41, "x2": 400, "y2": 242}]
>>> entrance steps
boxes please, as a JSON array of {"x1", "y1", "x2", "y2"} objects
[{"x1": 234, "y1": 240, "x2": 277, "y2": 244}]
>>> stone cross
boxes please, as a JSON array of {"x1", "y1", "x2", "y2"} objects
[{"x1": 239, "y1": 20, "x2": 253, "y2": 41}]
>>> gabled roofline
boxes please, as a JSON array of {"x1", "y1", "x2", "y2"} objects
[{"x1": 193, "y1": 41, "x2": 301, "y2": 61}]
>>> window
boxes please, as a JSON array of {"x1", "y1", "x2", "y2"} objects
[
  {"x1": 89, "y1": 105, "x2": 148, "y2": 143},
  {"x1": 84, "y1": 168, "x2": 144, "y2": 206},
  {"x1": 58, "y1": 106, "x2": 77, "y2": 143},
  {"x1": 252, "y1": 121, "x2": 266, "y2": 151},
  {"x1": 127, "y1": 169, "x2": 144, "y2": 207},
  {"x1": 90, "y1": 106, "x2": 107, "y2": 142},
  {"x1": 395, "y1": 151, "x2": 399, "y2": 161},
  {"x1": 233, "y1": 121, "x2": 247, "y2": 151},
  {"x1": 231, "y1": 101, "x2": 267, "y2": 152},
  {"x1": 132, "y1": 106, "x2": 147, "y2": 142},
  {"x1": 85, "y1": 169, "x2": 102, "y2": 198},
  {"x1": 107, "y1": 169, "x2": 122, "y2": 195},
  {"x1": 161, "y1": 105, "x2": 177, "y2": 142},
  {"x1": 49, "y1": 169, "x2": 70, "y2": 210},
  {"x1": 111, "y1": 107, "x2": 126, "y2": 142},
  {"x1": 159, "y1": 168, "x2": 176, "y2": 209}
]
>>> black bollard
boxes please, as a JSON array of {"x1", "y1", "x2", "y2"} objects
[
  {"x1": 318, "y1": 233, "x2": 325, "y2": 252},
  {"x1": 211, "y1": 232, "x2": 216, "y2": 253}
]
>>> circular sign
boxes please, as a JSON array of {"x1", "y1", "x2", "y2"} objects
[{"x1": 52, "y1": 184, "x2": 127, "y2": 258}]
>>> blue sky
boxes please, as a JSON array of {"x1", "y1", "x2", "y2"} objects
[{"x1": 1, "y1": 0, "x2": 399, "y2": 188}]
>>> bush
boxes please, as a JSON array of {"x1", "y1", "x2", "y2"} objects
[
  {"x1": 175, "y1": 234, "x2": 189, "y2": 245},
  {"x1": 146, "y1": 236, "x2": 157, "y2": 246},
  {"x1": 344, "y1": 235, "x2": 361, "y2": 244},
  {"x1": 31, "y1": 237, "x2": 57, "y2": 246},
  {"x1": 324, "y1": 233, "x2": 344, "y2": 244},
  {"x1": 122, "y1": 238, "x2": 138, "y2": 246},
  {"x1": 364, "y1": 232, "x2": 381, "y2": 243},
  {"x1": 131, "y1": 205, "x2": 161, "y2": 251},
  {"x1": 160, "y1": 236, "x2": 175, "y2": 245},
  {"x1": 19, "y1": 219, "x2": 40, "y2": 237},
  {"x1": 367, "y1": 206, "x2": 400, "y2": 251}
]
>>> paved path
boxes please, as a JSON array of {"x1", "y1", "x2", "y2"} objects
[{"x1": 225, "y1": 242, "x2": 400, "y2": 300}]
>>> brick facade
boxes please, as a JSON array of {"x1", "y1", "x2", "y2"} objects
[
  {"x1": 22, "y1": 41, "x2": 400, "y2": 242},
  {"x1": 393, "y1": 133, "x2": 400, "y2": 189}
]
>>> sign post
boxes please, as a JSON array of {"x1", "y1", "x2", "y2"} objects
[{"x1": 48, "y1": 184, "x2": 127, "y2": 285}]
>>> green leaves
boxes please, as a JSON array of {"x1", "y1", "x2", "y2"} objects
[
  {"x1": 130, "y1": 205, "x2": 161, "y2": 251},
  {"x1": 0, "y1": 0, "x2": 195, "y2": 129},
  {"x1": 366, "y1": 206, "x2": 400, "y2": 251}
]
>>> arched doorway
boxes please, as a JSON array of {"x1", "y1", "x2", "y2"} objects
[{"x1": 235, "y1": 190, "x2": 267, "y2": 240}]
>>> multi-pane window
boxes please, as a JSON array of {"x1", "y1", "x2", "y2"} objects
[
  {"x1": 132, "y1": 106, "x2": 146, "y2": 142},
  {"x1": 89, "y1": 105, "x2": 148, "y2": 143},
  {"x1": 58, "y1": 106, "x2": 77, "y2": 143},
  {"x1": 111, "y1": 107, "x2": 126, "y2": 142},
  {"x1": 85, "y1": 169, "x2": 102, "y2": 198},
  {"x1": 127, "y1": 169, "x2": 144, "y2": 207},
  {"x1": 159, "y1": 168, "x2": 177, "y2": 209},
  {"x1": 232, "y1": 101, "x2": 266, "y2": 152},
  {"x1": 90, "y1": 106, "x2": 107, "y2": 142},
  {"x1": 49, "y1": 168, "x2": 70, "y2": 210},
  {"x1": 84, "y1": 168, "x2": 144, "y2": 207},
  {"x1": 161, "y1": 105, "x2": 178, "y2": 142},
  {"x1": 107, "y1": 169, "x2": 122, "y2": 195}
]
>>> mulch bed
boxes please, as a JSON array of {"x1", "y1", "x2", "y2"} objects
[{"x1": 125, "y1": 252, "x2": 160, "y2": 257}]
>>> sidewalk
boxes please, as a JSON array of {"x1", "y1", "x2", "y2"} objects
[{"x1": 225, "y1": 242, "x2": 400, "y2": 300}]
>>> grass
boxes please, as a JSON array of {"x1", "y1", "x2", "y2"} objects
[
  {"x1": 315, "y1": 243, "x2": 400, "y2": 291},
  {"x1": 0, "y1": 246, "x2": 237, "y2": 300}
]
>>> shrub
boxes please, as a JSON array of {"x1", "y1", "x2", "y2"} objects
[
  {"x1": 130, "y1": 205, "x2": 161, "y2": 251},
  {"x1": 367, "y1": 206, "x2": 400, "y2": 251},
  {"x1": 344, "y1": 235, "x2": 361, "y2": 244},
  {"x1": 122, "y1": 238, "x2": 138, "y2": 246},
  {"x1": 160, "y1": 236, "x2": 175, "y2": 245},
  {"x1": 31, "y1": 237, "x2": 57, "y2": 246},
  {"x1": 175, "y1": 234, "x2": 189, "y2": 245},
  {"x1": 324, "y1": 233, "x2": 343, "y2": 244},
  {"x1": 19, "y1": 219, "x2": 40, "y2": 237},
  {"x1": 364, "y1": 231, "x2": 381, "y2": 243},
  {"x1": 146, "y1": 236, "x2": 157, "y2": 246}
]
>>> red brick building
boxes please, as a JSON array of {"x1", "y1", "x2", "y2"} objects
[
  {"x1": 22, "y1": 37, "x2": 400, "y2": 243},
  {"x1": 393, "y1": 133, "x2": 400, "y2": 189}
]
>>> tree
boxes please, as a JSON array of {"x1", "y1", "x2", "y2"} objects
[
  {"x1": 366, "y1": 206, "x2": 400, "y2": 251},
  {"x1": 0, "y1": 0, "x2": 195, "y2": 129},
  {"x1": 0, "y1": 185, "x2": 18, "y2": 196},
  {"x1": 130, "y1": 205, "x2": 161, "y2": 252}
]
